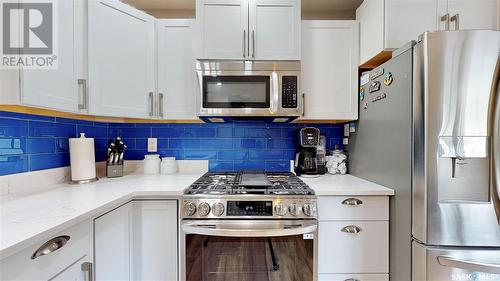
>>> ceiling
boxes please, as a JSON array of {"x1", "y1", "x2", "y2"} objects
[{"x1": 123, "y1": 0, "x2": 364, "y2": 19}]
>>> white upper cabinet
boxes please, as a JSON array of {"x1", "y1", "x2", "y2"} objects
[
  {"x1": 357, "y1": 0, "x2": 499, "y2": 65},
  {"x1": 197, "y1": 0, "x2": 249, "y2": 59},
  {"x1": 198, "y1": 0, "x2": 301, "y2": 60},
  {"x1": 88, "y1": 0, "x2": 156, "y2": 118},
  {"x1": 300, "y1": 21, "x2": 359, "y2": 120},
  {"x1": 443, "y1": 0, "x2": 498, "y2": 30},
  {"x1": 157, "y1": 19, "x2": 199, "y2": 120},
  {"x1": 249, "y1": 0, "x2": 301, "y2": 60},
  {"x1": 0, "y1": 0, "x2": 87, "y2": 113}
]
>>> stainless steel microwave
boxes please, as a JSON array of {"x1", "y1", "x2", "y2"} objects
[{"x1": 196, "y1": 60, "x2": 302, "y2": 118}]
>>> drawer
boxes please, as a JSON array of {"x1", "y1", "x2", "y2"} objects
[
  {"x1": 318, "y1": 274, "x2": 389, "y2": 281},
  {"x1": 318, "y1": 196, "x2": 388, "y2": 221},
  {"x1": 0, "y1": 220, "x2": 92, "y2": 280},
  {"x1": 318, "y1": 221, "x2": 389, "y2": 274}
]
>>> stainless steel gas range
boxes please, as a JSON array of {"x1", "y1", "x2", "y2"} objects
[{"x1": 180, "y1": 171, "x2": 318, "y2": 281}]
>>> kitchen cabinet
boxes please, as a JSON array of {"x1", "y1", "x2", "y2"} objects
[
  {"x1": 317, "y1": 196, "x2": 389, "y2": 278},
  {"x1": 197, "y1": 0, "x2": 300, "y2": 60},
  {"x1": 157, "y1": 19, "x2": 199, "y2": 120},
  {"x1": 0, "y1": 0, "x2": 87, "y2": 113},
  {"x1": 300, "y1": 21, "x2": 359, "y2": 120},
  {"x1": 94, "y1": 200, "x2": 178, "y2": 280},
  {"x1": 440, "y1": 0, "x2": 498, "y2": 31},
  {"x1": 88, "y1": 0, "x2": 156, "y2": 119},
  {"x1": 356, "y1": 0, "x2": 499, "y2": 65},
  {"x1": 0, "y1": 220, "x2": 93, "y2": 281}
]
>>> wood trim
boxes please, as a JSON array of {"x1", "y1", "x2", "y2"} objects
[
  {"x1": 359, "y1": 50, "x2": 393, "y2": 71},
  {"x1": 0, "y1": 105, "x2": 203, "y2": 123}
]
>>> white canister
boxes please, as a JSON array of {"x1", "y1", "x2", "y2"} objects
[
  {"x1": 161, "y1": 157, "x2": 178, "y2": 174},
  {"x1": 143, "y1": 154, "x2": 161, "y2": 174},
  {"x1": 69, "y1": 133, "x2": 97, "y2": 183}
]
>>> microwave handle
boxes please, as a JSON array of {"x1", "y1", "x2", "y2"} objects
[
  {"x1": 181, "y1": 220, "x2": 317, "y2": 237},
  {"x1": 270, "y1": 72, "x2": 279, "y2": 113}
]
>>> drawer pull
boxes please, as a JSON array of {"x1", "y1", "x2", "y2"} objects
[
  {"x1": 342, "y1": 198, "x2": 363, "y2": 206},
  {"x1": 31, "y1": 235, "x2": 70, "y2": 259},
  {"x1": 341, "y1": 225, "x2": 362, "y2": 234},
  {"x1": 345, "y1": 279, "x2": 360, "y2": 281}
]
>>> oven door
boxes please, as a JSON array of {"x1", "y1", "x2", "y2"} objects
[
  {"x1": 180, "y1": 220, "x2": 318, "y2": 281},
  {"x1": 197, "y1": 71, "x2": 280, "y2": 116}
]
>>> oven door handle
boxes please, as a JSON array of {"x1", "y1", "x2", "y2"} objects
[{"x1": 181, "y1": 220, "x2": 317, "y2": 237}]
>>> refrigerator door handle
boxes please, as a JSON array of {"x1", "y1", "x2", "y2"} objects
[
  {"x1": 491, "y1": 57, "x2": 500, "y2": 224},
  {"x1": 437, "y1": 256, "x2": 500, "y2": 274}
]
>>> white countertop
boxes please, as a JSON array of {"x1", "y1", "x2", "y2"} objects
[
  {"x1": 300, "y1": 174, "x2": 394, "y2": 196},
  {"x1": 0, "y1": 171, "x2": 393, "y2": 260}
]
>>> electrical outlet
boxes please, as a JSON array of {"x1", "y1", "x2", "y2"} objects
[{"x1": 147, "y1": 138, "x2": 157, "y2": 152}]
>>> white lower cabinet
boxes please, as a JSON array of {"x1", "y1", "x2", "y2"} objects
[
  {"x1": 0, "y1": 220, "x2": 93, "y2": 281},
  {"x1": 94, "y1": 200, "x2": 178, "y2": 281},
  {"x1": 318, "y1": 274, "x2": 389, "y2": 281},
  {"x1": 317, "y1": 196, "x2": 390, "y2": 279}
]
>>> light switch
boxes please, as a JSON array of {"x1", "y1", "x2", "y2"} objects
[{"x1": 147, "y1": 138, "x2": 157, "y2": 152}]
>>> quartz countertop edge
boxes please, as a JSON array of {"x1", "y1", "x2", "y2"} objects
[{"x1": 0, "y1": 173, "x2": 393, "y2": 260}]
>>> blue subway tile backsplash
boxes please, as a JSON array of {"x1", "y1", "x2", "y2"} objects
[{"x1": 0, "y1": 111, "x2": 344, "y2": 175}]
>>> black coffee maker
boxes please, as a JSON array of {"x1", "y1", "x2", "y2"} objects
[{"x1": 294, "y1": 127, "x2": 323, "y2": 176}]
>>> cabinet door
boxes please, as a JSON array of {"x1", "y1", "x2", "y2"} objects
[
  {"x1": 51, "y1": 259, "x2": 92, "y2": 281},
  {"x1": 249, "y1": 0, "x2": 301, "y2": 60},
  {"x1": 21, "y1": 0, "x2": 83, "y2": 113},
  {"x1": 300, "y1": 21, "x2": 359, "y2": 120},
  {"x1": 385, "y1": 0, "x2": 439, "y2": 48},
  {"x1": 88, "y1": 0, "x2": 155, "y2": 118},
  {"x1": 94, "y1": 203, "x2": 133, "y2": 281},
  {"x1": 198, "y1": 0, "x2": 249, "y2": 59},
  {"x1": 356, "y1": 0, "x2": 385, "y2": 65},
  {"x1": 157, "y1": 19, "x2": 198, "y2": 120},
  {"x1": 132, "y1": 201, "x2": 178, "y2": 281},
  {"x1": 447, "y1": 0, "x2": 498, "y2": 30}
]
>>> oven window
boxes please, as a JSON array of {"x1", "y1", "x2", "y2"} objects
[
  {"x1": 185, "y1": 234, "x2": 314, "y2": 281},
  {"x1": 203, "y1": 76, "x2": 270, "y2": 108}
]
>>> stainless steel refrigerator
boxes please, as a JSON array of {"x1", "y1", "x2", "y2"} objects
[{"x1": 349, "y1": 30, "x2": 500, "y2": 281}]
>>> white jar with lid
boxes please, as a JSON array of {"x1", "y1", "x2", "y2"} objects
[
  {"x1": 143, "y1": 154, "x2": 160, "y2": 174},
  {"x1": 161, "y1": 157, "x2": 178, "y2": 174}
]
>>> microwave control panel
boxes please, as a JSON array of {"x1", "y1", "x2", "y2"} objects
[{"x1": 282, "y1": 76, "x2": 298, "y2": 108}]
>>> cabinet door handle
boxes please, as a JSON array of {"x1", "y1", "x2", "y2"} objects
[
  {"x1": 81, "y1": 262, "x2": 93, "y2": 281},
  {"x1": 243, "y1": 30, "x2": 247, "y2": 58},
  {"x1": 78, "y1": 79, "x2": 88, "y2": 110},
  {"x1": 440, "y1": 13, "x2": 450, "y2": 30},
  {"x1": 148, "y1": 92, "x2": 154, "y2": 117},
  {"x1": 252, "y1": 30, "x2": 255, "y2": 58},
  {"x1": 450, "y1": 14, "x2": 460, "y2": 30},
  {"x1": 342, "y1": 198, "x2": 363, "y2": 206},
  {"x1": 158, "y1": 92, "x2": 164, "y2": 118},
  {"x1": 344, "y1": 279, "x2": 361, "y2": 281},
  {"x1": 341, "y1": 225, "x2": 362, "y2": 234},
  {"x1": 31, "y1": 235, "x2": 70, "y2": 259}
]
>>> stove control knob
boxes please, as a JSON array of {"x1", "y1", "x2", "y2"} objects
[
  {"x1": 212, "y1": 202, "x2": 225, "y2": 217},
  {"x1": 289, "y1": 203, "x2": 300, "y2": 216},
  {"x1": 302, "y1": 203, "x2": 316, "y2": 217},
  {"x1": 183, "y1": 202, "x2": 197, "y2": 217},
  {"x1": 198, "y1": 202, "x2": 211, "y2": 217},
  {"x1": 274, "y1": 203, "x2": 287, "y2": 216}
]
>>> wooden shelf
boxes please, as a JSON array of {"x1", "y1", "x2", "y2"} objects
[{"x1": 359, "y1": 50, "x2": 393, "y2": 71}]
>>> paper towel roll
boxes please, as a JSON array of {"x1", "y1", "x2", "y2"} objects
[{"x1": 69, "y1": 133, "x2": 96, "y2": 182}]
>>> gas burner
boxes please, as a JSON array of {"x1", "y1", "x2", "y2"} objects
[{"x1": 184, "y1": 172, "x2": 314, "y2": 196}]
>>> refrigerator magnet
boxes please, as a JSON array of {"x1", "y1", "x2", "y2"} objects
[
  {"x1": 359, "y1": 87, "x2": 365, "y2": 101},
  {"x1": 384, "y1": 72, "x2": 394, "y2": 86},
  {"x1": 363, "y1": 101, "x2": 369, "y2": 110},
  {"x1": 369, "y1": 81, "x2": 381, "y2": 93}
]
